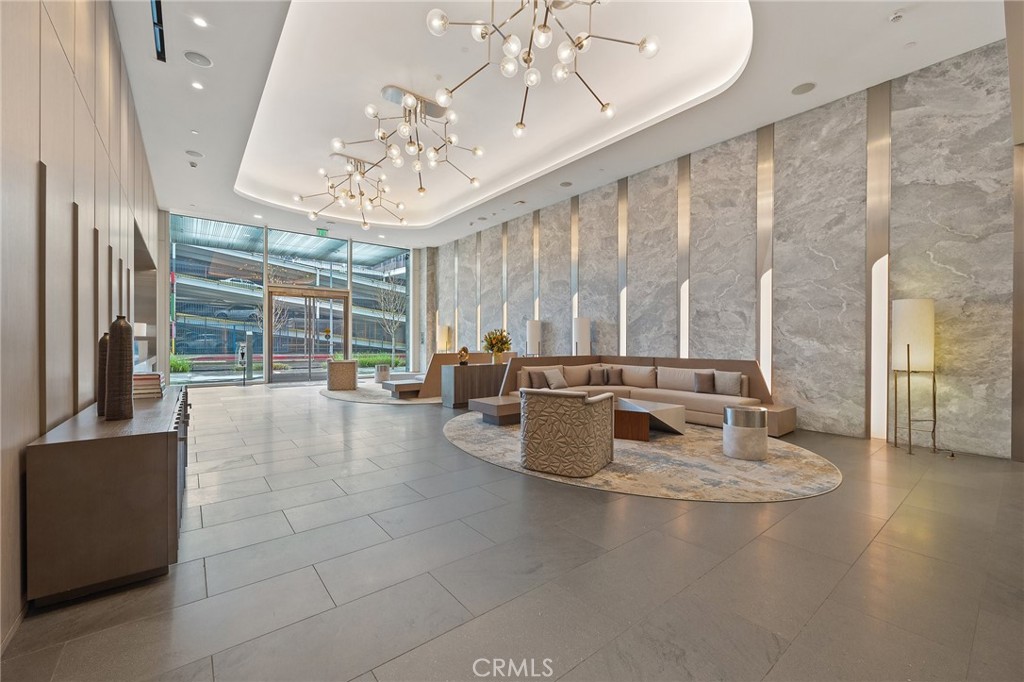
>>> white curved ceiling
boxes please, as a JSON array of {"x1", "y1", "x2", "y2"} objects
[
  {"x1": 235, "y1": 0, "x2": 754, "y2": 230},
  {"x1": 115, "y1": 0, "x2": 1008, "y2": 249}
]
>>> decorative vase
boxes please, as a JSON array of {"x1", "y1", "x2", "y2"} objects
[
  {"x1": 96, "y1": 333, "x2": 109, "y2": 416},
  {"x1": 105, "y1": 316, "x2": 134, "y2": 421},
  {"x1": 491, "y1": 351, "x2": 504, "y2": 365}
]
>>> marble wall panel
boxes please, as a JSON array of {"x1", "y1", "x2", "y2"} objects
[
  {"x1": 457, "y1": 235, "x2": 478, "y2": 349},
  {"x1": 774, "y1": 92, "x2": 868, "y2": 437},
  {"x1": 425, "y1": 247, "x2": 438, "y2": 359},
  {"x1": 437, "y1": 241, "x2": 456, "y2": 349},
  {"x1": 890, "y1": 41, "x2": 1014, "y2": 457},
  {"x1": 578, "y1": 182, "x2": 620, "y2": 356},
  {"x1": 506, "y1": 214, "x2": 535, "y2": 356},
  {"x1": 479, "y1": 225, "x2": 504, "y2": 336},
  {"x1": 690, "y1": 132, "x2": 758, "y2": 359},
  {"x1": 627, "y1": 161, "x2": 678, "y2": 358},
  {"x1": 539, "y1": 200, "x2": 572, "y2": 355}
]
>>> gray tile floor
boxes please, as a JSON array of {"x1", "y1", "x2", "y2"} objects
[{"x1": 2, "y1": 384, "x2": 1022, "y2": 681}]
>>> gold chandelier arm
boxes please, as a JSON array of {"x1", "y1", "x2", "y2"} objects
[
  {"x1": 450, "y1": 62, "x2": 490, "y2": 94},
  {"x1": 378, "y1": 204, "x2": 402, "y2": 221},
  {"x1": 446, "y1": 159, "x2": 472, "y2": 181},
  {"x1": 493, "y1": 2, "x2": 529, "y2": 34},
  {"x1": 317, "y1": 199, "x2": 335, "y2": 214},
  {"x1": 574, "y1": 71, "x2": 606, "y2": 107},
  {"x1": 587, "y1": 34, "x2": 640, "y2": 47},
  {"x1": 518, "y1": 86, "x2": 530, "y2": 125}
]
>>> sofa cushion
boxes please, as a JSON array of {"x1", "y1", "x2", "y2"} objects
[
  {"x1": 575, "y1": 385, "x2": 633, "y2": 399},
  {"x1": 544, "y1": 368, "x2": 569, "y2": 390},
  {"x1": 606, "y1": 364, "x2": 656, "y2": 388},
  {"x1": 564, "y1": 363, "x2": 598, "y2": 387},
  {"x1": 629, "y1": 388, "x2": 760, "y2": 413},
  {"x1": 693, "y1": 370, "x2": 715, "y2": 393},
  {"x1": 588, "y1": 367, "x2": 607, "y2": 386},
  {"x1": 528, "y1": 370, "x2": 549, "y2": 389},
  {"x1": 657, "y1": 366, "x2": 695, "y2": 391},
  {"x1": 714, "y1": 370, "x2": 743, "y2": 396},
  {"x1": 519, "y1": 365, "x2": 563, "y2": 389},
  {"x1": 607, "y1": 368, "x2": 624, "y2": 386}
]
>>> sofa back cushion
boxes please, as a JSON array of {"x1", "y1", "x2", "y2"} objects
[
  {"x1": 608, "y1": 364, "x2": 656, "y2": 388},
  {"x1": 657, "y1": 366, "x2": 695, "y2": 391},
  {"x1": 563, "y1": 363, "x2": 598, "y2": 387}
]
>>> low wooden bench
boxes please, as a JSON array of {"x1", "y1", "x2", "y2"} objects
[
  {"x1": 468, "y1": 395, "x2": 521, "y2": 425},
  {"x1": 381, "y1": 380, "x2": 423, "y2": 400}
]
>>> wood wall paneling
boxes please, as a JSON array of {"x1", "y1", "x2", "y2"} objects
[
  {"x1": 73, "y1": 0, "x2": 94, "y2": 116},
  {"x1": 0, "y1": 0, "x2": 42, "y2": 645},
  {"x1": 41, "y1": 13, "x2": 75, "y2": 430}
]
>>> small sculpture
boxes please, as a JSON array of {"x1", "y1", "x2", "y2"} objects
[{"x1": 458, "y1": 346, "x2": 470, "y2": 365}]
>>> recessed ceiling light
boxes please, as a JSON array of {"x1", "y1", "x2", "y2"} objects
[
  {"x1": 559, "y1": 181, "x2": 573, "y2": 188},
  {"x1": 184, "y1": 51, "x2": 213, "y2": 68},
  {"x1": 253, "y1": 214, "x2": 262, "y2": 219},
  {"x1": 791, "y1": 82, "x2": 816, "y2": 95},
  {"x1": 185, "y1": 150, "x2": 204, "y2": 158},
  {"x1": 190, "y1": 129, "x2": 199, "y2": 135},
  {"x1": 191, "y1": 81, "x2": 204, "y2": 90},
  {"x1": 904, "y1": 41, "x2": 917, "y2": 49},
  {"x1": 193, "y1": 17, "x2": 208, "y2": 28}
]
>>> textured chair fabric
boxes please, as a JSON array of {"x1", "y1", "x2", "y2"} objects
[{"x1": 519, "y1": 388, "x2": 615, "y2": 477}]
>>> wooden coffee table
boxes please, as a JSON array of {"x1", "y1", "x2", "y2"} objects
[
  {"x1": 468, "y1": 395, "x2": 521, "y2": 425},
  {"x1": 614, "y1": 399, "x2": 686, "y2": 442}
]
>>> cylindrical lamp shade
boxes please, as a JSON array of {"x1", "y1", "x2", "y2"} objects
[
  {"x1": 572, "y1": 317, "x2": 591, "y2": 355},
  {"x1": 526, "y1": 320, "x2": 542, "y2": 356},
  {"x1": 891, "y1": 299, "x2": 934, "y2": 371},
  {"x1": 437, "y1": 325, "x2": 452, "y2": 352}
]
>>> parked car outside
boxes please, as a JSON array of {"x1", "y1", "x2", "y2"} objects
[
  {"x1": 219, "y1": 277, "x2": 259, "y2": 288},
  {"x1": 214, "y1": 305, "x2": 260, "y2": 321},
  {"x1": 176, "y1": 334, "x2": 224, "y2": 354}
]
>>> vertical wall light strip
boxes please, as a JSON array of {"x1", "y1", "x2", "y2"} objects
[
  {"x1": 501, "y1": 222, "x2": 509, "y2": 329},
  {"x1": 532, "y1": 210, "x2": 540, "y2": 320},
  {"x1": 475, "y1": 232, "x2": 482, "y2": 349},
  {"x1": 617, "y1": 178, "x2": 628, "y2": 355},
  {"x1": 1011, "y1": 145, "x2": 1023, "y2": 461},
  {"x1": 755, "y1": 125, "x2": 774, "y2": 391},
  {"x1": 677, "y1": 156, "x2": 691, "y2": 358},
  {"x1": 453, "y1": 244, "x2": 459, "y2": 347},
  {"x1": 570, "y1": 195, "x2": 580, "y2": 318},
  {"x1": 866, "y1": 82, "x2": 893, "y2": 440}
]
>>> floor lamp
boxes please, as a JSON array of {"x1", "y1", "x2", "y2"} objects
[
  {"x1": 437, "y1": 324, "x2": 452, "y2": 353},
  {"x1": 572, "y1": 317, "x2": 591, "y2": 356},
  {"x1": 526, "y1": 320, "x2": 542, "y2": 357},
  {"x1": 891, "y1": 299, "x2": 939, "y2": 455}
]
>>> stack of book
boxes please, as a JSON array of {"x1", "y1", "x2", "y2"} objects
[{"x1": 133, "y1": 372, "x2": 165, "y2": 399}]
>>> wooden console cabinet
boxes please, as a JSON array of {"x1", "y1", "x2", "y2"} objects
[
  {"x1": 26, "y1": 387, "x2": 189, "y2": 604},
  {"x1": 441, "y1": 363, "x2": 507, "y2": 408}
]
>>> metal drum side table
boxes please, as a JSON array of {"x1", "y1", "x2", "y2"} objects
[{"x1": 723, "y1": 405, "x2": 768, "y2": 461}]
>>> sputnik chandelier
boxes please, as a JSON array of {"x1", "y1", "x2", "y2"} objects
[
  {"x1": 335, "y1": 86, "x2": 484, "y2": 195},
  {"x1": 293, "y1": 156, "x2": 406, "y2": 230},
  {"x1": 426, "y1": 0, "x2": 660, "y2": 138}
]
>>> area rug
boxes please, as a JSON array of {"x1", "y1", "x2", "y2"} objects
[
  {"x1": 443, "y1": 413, "x2": 841, "y2": 502},
  {"x1": 320, "y1": 382, "x2": 441, "y2": 405}
]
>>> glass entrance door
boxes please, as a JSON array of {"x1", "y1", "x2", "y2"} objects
[{"x1": 266, "y1": 287, "x2": 351, "y2": 383}]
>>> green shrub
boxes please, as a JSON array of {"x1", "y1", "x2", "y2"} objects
[
  {"x1": 169, "y1": 355, "x2": 193, "y2": 373},
  {"x1": 333, "y1": 352, "x2": 407, "y2": 368}
]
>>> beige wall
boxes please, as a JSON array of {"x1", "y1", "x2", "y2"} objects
[{"x1": 1, "y1": 0, "x2": 159, "y2": 648}]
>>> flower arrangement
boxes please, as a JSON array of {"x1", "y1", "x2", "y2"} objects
[{"x1": 482, "y1": 328, "x2": 513, "y2": 353}]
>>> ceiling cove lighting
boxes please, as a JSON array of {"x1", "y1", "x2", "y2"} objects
[
  {"x1": 294, "y1": 157, "x2": 408, "y2": 231},
  {"x1": 337, "y1": 87, "x2": 483, "y2": 194},
  {"x1": 427, "y1": 0, "x2": 660, "y2": 137}
]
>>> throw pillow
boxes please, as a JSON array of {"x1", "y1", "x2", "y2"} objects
[
  {"x1": 589, "y1": 368, "x2": 607, "y2": 385},
  {"x1": 606, "y1": 368, "x2": 624, "y2": 386},
  {"x1": 714, "y1": 370, "x2": 743, "y2": 396},
  {"x1": 528, "y1": 370, "x2": 549, "y2": 389},
  {"x1": 543, "y1": 369, "x2": 569, "y2": 390},
  {"x1": 693, "y1": 370, "x2": 715, "y2": 393}
]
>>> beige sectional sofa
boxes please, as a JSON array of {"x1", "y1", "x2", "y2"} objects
[{"x1": 498, "y1": 355, "x2": 795, "y2": 435}]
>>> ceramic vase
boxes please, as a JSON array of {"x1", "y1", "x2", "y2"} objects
[
  {"x1": 96, "y1": 333, "x2": 109, "y2": 416},
  {"x1": 105, "y1": 316, "x2": 134, "y2": 420}
]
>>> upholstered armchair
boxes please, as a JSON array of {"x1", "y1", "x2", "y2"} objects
[{"x1": 519, "y1": 388, "x2": 615, "y2": 477}]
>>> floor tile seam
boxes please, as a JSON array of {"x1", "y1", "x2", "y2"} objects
[
  {"x1": 282, "y1": 484, "x2": 429, "y2": 533},
  {"x1": 196, "y1": 459, "x2": 313, "y2": 488},
  {"x1": 186, "y1": 477, "x2": 275, "y2": 511},
  {"x1": 0, "y1": 640, "x2": 66, "y2": 678},
  {"x1": 181, "y1": 509, "x2": 296, "y2": 560},
  {"x1": 871, "y1": 527, "x2": 1001, "y2": 574},
  {"x1": 759, "y1": 519, "x2": 885, "y2": 569}
]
